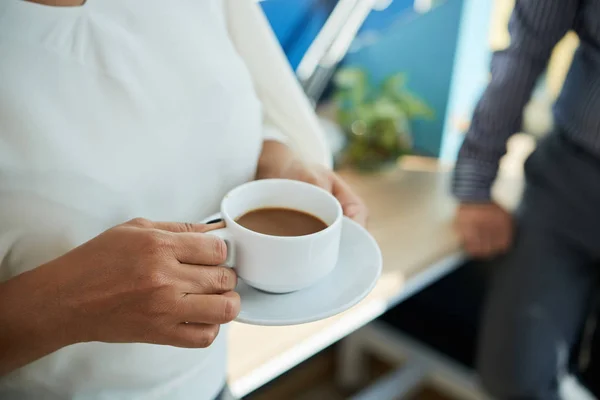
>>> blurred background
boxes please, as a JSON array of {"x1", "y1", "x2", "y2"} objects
[
  {"x1": 237, "y1": 1, "x2": 584, "y2": 399},
  {"x1": 262, "y1": 0, "x2": 576, "y2": 169}
]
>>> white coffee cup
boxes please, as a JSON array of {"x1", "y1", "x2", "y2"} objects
[{"x1": 209, "y1": 179, "x2": 343, "y2": 293}]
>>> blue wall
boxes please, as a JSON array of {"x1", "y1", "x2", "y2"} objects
[
  {"x1": 440, "y1": 0, "x2": 494, "y2": 162},
  {"x1": 343, "y1": 0, "x2": 465, "y2": 156},
  {"x1": 260, "y1": 0, "x2": 337, "y2": 71},
  {"x1": 261, "y1": 0, "x2": 493, "y2": 159}
]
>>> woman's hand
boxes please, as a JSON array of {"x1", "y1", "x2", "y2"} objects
[
  {"x1": 257, "y1": 141, "x2": 368, "y2": 227},
  {"x1": 0, "y1": 218, "x2": 239, "y2": 376}
]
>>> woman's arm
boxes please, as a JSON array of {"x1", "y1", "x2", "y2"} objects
[
  {"x1": 0, "y1": 220, "x2": 240, "y2": 377},
  {"x1": 256, "y1": 140, "x2": 297, "y2": 180},
  {"x1": 223, "y1": 0, "x2": 332, "y2": 167},
  {"x1": 0, "y1": 264, "x2": 73, "y2": 376}
]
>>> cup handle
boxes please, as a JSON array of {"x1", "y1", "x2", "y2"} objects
[{"x1": 207, "y1": 228, "x2": 236, "y2": 268}]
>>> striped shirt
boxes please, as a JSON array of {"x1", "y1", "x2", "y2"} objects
[{"x1": 453, "y1": 0, "x2": 600, "y2": 202}]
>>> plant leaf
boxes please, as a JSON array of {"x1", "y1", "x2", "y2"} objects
[
  {"x1": 334, "y1": 67, "x2": 368, "y2": 104},
  {"x1": 395, "y1": 92, "x2": 435, "y2": 120},
  {"x1": 381, "y1": 73, "x2": 407, "y2": 97}
]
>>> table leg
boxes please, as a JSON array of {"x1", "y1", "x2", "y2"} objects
[{"x1": 336, "y1": 333, "x2": 370, "y2": 390}]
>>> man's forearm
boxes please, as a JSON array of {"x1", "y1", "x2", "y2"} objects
[
  {"x1": 0, "y1": 264, "x2": 72, "y2": 376},
  {"x1": 453, "y1": 0, "x2": 578, "y2": 202},
  {"x1": 453, "y1": 41, "x2": 553, "y2": 202}
]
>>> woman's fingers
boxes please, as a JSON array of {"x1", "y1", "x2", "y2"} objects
[
  {"x1": 177, "y1": 265, "x2": 238, "y2": 294},
  {"x1": 128, "y1": 218, "x2": 229, "y2": 266},
  {"x1": 170, "y1": 323, "x2": 221, "y2": 348},
  {"x1": 168, "y1": 232, "x2": 228, "y2": 266},
  {"x1": 331, "y1": 173, "x2": 369, "y2": 227},
  {"x1": 128, "y1": 218, "x2": 224, "y2": 233},
  {"x1": 178, "y1": 291, "x2": 241, "y2": 325}
]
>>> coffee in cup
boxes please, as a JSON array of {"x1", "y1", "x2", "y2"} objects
[
  {"x1": 235, "y1": 207, "x2": 328, "y2": 237},
  {"x1": 208, "y1": 179, "x2": 343, "y2": 293}
]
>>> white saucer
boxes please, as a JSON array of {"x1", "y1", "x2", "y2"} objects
[{"x1": 234, "y1": 217, "x2": 382, "y2": 326}]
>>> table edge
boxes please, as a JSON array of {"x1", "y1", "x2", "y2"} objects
[{"x1": 229, "y1": 251, "x2": 466, "y2": 397}]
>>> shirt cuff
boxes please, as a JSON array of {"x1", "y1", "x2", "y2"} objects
[{"x1": 452, "y1": 158, "x2": 499, "y2": 202}]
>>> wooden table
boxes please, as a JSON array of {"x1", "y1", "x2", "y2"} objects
[{"x1": 227, "y1": 162, "x2": 522, "y2": 397}]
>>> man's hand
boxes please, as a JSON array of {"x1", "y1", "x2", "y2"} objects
[
  {"x1": 455, "y1": 202, "x2": 514, "y2": 259},
  {"x1": 0, "y1": 218, "x2": 239, "y2": 375},
  {"x1": 257, "y1": 141, "x2": 368, "y2": 227}
]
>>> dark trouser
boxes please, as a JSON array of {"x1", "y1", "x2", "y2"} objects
[{"x1": 477, "y1": 130, "x2": 600, "y2": 399}]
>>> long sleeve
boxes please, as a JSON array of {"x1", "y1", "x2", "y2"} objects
[
  {"x1": 453, "y1": 0, "x2": 580, "y2": 202},
  {"x1": 223, "y1": 0, "x2": 333, "y2": 168}
]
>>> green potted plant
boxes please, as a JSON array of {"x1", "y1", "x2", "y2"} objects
[{"x1": 334, "y1": 67, "x2": 434, "y2": 171}]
